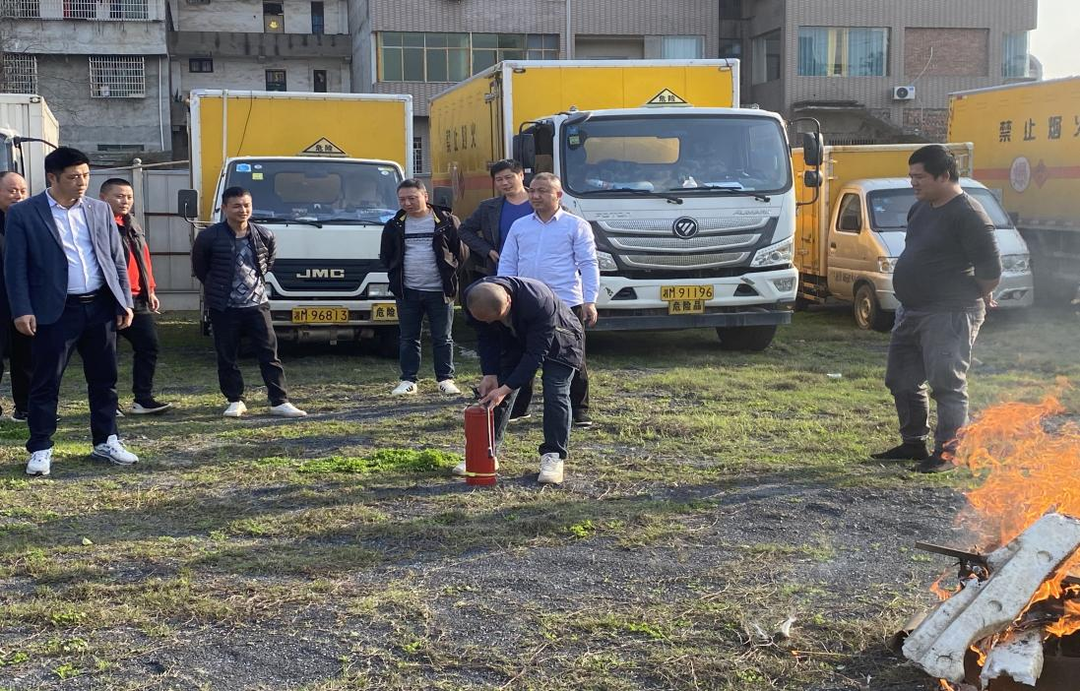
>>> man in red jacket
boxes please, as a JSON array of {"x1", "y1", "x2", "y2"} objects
[{"x1": 100, "y1": 179, "x2": 172, "y2": 414}]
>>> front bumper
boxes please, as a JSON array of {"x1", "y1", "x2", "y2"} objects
[
  {"x1": 994, "y1": 273, "x2": 1035, "y2": 309},
  {"x1": 592, "y1": 266, "x2": 797, "y2": 331}
]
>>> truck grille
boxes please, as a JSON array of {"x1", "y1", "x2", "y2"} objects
[
  {"x1": 609, "y1": 233, "x2": 759, "y2": 253},
  {"x1": 598, "y1": 216, "x2": 771, "y2": 235},
  {"x1": 621, "y1": 251, "x2": 750, "y2": 269},
  {"x1": 269, "y1": 259, "x2": 382, "y2": 293}
]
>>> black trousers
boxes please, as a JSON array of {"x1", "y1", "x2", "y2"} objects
[
  {"x1": 27, "y1": 292, "x2": 119, "y2": 452},
  {"x1": 117, "y1": 299, "x2": 160, "y2": 401},
  {"x1": 510, "y1": 305, "x2": 590, "y2": 417},
  {"x1": 209, "y1": 304, "x2": 288, "y2": 405},
  {"x1": 0, "y1": 316, "x2": 32, "y2": 413}
]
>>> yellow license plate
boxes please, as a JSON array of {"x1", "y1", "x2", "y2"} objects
[
  {"x1": 661, "y1": 285, "x2": 714, "y2": 301},
  {"x1": 291, "y1": 307, "x2": 349, "y2": 324},
  {"x1": 667, "y1": 299, "x2": 706, "y2": 315},
  {"x1": 371, "y1": 303, "x2": 398, "y2": 322}
]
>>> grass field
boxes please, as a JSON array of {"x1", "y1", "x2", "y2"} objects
[{"x1": 0, "y1": 305, "x2": 1077, "y2": 690}]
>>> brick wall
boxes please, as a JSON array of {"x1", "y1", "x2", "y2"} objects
[
  {"x1": 903, "y1": 107, "x2": 949, "y2": 141},
  {"x1": 904, "y1": 28, "x2": 989, "y2": 77}
]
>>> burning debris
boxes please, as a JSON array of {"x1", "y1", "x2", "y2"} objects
[{"x1": 899, "y1": 391, "x2": 1080, "y2": 690}]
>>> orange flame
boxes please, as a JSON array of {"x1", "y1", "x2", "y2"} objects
[
  {"x1": 952, "y1": 382, "x2": 1080, "y2": 638},
  {"x1": 938, "y1": 680, "x2": 955, "y2": 691},
  {"x1": 930, "y1": 569, "x2": 960, "y2": 602}
]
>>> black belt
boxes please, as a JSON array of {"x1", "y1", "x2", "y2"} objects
[{"x1": 66, "y1": 290, "x2": 102, "y2": 304}]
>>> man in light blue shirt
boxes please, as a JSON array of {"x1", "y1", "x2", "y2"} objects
[{"x1": 498, "y1": 172, "x2": 600, "y2": 427}]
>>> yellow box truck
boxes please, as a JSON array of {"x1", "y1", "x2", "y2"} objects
[
  {"x1": 794, "y1": 143, "x2": 1033, "y2": 331},
  {"x1": 431, "y1": 60, "x2": 816, "y2": 351},
  {"x1": 949, "y1": 77, "x2": 1080, "y2": 300},
  {"x1": 182, "y1": 89, "x2": 412, "y2": 344}
]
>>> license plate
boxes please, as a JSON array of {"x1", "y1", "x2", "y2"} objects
[
  {"x1": 667, "y1": 299, "x2": 706, "y2": 315},
  {"x1": 291, "y1": 307, "x2": 349, "y2": 324},
  {"x1": 371, "y1": 303, "x2": 398, "y2": 322},
  {"x1": 661, "y1": 285, "x2": 714, "y2": 301}
]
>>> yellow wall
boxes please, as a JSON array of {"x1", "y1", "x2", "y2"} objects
[
  {"x1": 949, "y1": 78, "x2": 1080, "y2": 229},
  {"x1": 193, "y1": 94, "x2": 409, "y2": 220}
]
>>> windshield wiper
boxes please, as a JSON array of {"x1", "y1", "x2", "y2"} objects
[
  {"x1": 668, "y1": 186, "x2": 771, "y2": 203},
  {"x1": 577, "y1": 187, "x2": 684, "y2": 205},
  {"x1": 249, "y1": 216, "x2": 323, "y2": 228}
]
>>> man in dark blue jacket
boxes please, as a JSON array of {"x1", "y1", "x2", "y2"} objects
[{"x1": 459, "y1": 276, "x2": 583, "y2": 485}]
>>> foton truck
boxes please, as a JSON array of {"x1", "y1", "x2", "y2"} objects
[
  {"x1": 0, "y1": 94, "x2": 59, "y2": 195},
  {"x1": 181, "y1": 89, "x2": 412, "y2": 344},
  {"x1": 794, "y1": 143, "x2": 1033, "y2": 331},
  {"x1": 949, "y1": 77, "x2": 1080, "y2": 301},
  {"x1": 431, "y1": 60, "x2": 817, "y2": 351}
]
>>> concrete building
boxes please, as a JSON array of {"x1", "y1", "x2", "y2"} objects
[
  {"x1": 736, "y1": 0, "x2": 1038, "y2": 143},
  {"x1": 0, "y1": 0, "x2": 171, "y2": 164},
  {"x1": 349, "y1": 0, "x2": 721, "y2": 175},
  {"x1": 166, "y1": 0, "x2": 353, "y2": 158}
]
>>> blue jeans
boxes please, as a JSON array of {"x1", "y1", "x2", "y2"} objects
[
  {"x1": 396, "y1": 288, "x2": 455, "y2": 382},
  {"x1": 493, "y1": 360, "x2": 575, "y2": 459}
]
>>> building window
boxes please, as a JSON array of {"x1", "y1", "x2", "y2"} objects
[
  {"x1": 265, "y1": 69, "x2": 287, "y2": 91},
  {"x1": 1003, "y1": 32, "x2": 1030, "y2": 78},
  {"x1": 752, "y1": 30, "x2": 781, "y2": 84},
  {"x1": 718, "y1": 38, "x2": 742, "y2": 60},
  {"x1": 313, "y1": 69, "x2": 327, "y2": 92},
  {"x1": 378, "y1": 32, "x2": 559, "y2": 83},
  {"x1": 661, "y1": 36, "x2": 703, "y2": 59},
  {"x1": 64, "y1": 0, "x2": 97, "y2": 19},
  {"x1": 719, "y1": 0, "x2": 741, "y2": 20},
  {"x1": 89, "y1": 56, "x2": 146, "y2": 98},
  {"x1": 2, "y1": 0, "x2": 41, "y2": 19},
  {"x1": 189, "y1": 58, "x2": 214, "y2": 73},
  {"x1": 263, "y1": 2, "x2": 284, "y2": 33},
  {"x1": 413, "y1": 137, "x2": 423, "y2": 174},
  {"x1": 0, "y1": 54, "x2": 38, "y2": 94},
  {"x1": 798, "y1": 27, "x2": 888, "y2": 77},
  {"x1": 109, "y1": 0, "x2": 149, "y2": 20},
  {"x1": 310, "y1": 1, "x2": 324, "y2": 34}
]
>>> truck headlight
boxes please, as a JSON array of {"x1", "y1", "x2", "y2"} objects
[
  {"x1": 1001, "y1": 254, "x2": 1030, "y2": 276},
  {"x1": 366, "y1": 283, "x2": 392, "y2": 298},
  {"x1": 877, "y1": 257, "x2": 898, "y2": 274},
  {"x1": 750, "y1": 237, "x2": 793, "y2": 268},
  {"x1": 595, "y1": 251, "x2": 618, "y2": 273}
]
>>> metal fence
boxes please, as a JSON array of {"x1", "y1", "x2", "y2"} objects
[
  {"x1": 89, "y1": 160, "x2": 199, "y2": 310},
  {"x1": 0, "y1": 0, "x2": 160, "y2": 21}
]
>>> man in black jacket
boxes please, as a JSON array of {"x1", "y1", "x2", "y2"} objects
[
  {"x1": 460, "y1": 276, "x2": 583, "y2": 485},
  {"x1": 379, "y1": 178, "x2": 467, "y2": 396},
  {"x1": 191, "y1": 186, "x2": 306, "y2": 419},
  {"x1": 458, "y1": 159, "x2": 531, "y2": 277},
  {"x1": 0, "y1": 171, "x2": 32, "y2": 421}
]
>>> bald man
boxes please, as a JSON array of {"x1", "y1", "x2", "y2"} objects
[
  {"x1": 0, "y1": 171, "x2": 32, "y2": 420},
  {"x1": 460, "y1": 276, "x2": 583, "y2": 485}
]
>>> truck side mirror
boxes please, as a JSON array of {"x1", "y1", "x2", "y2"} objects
[
  {"x1": 177, "y1": 189, "x2": 199, "y2": 222},
  {"x1": 803, "y1": 170, "x2": 822, "y2": 188},
  {"x1": 802, "y1": 132, "x2": 823, "y2": 167},
  {"x1": 512, "y1": 133, "x2": 537, "y2": 172}
]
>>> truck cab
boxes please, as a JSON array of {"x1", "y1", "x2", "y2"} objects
[
  {"x1": 822, "y1": 177, "x2": 1033, "y2": 330},
  {"x1": 514, "y1": 106, "x2": 809, "y2": 351}
]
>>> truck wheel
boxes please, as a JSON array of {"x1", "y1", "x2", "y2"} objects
[
  {"x1": 715, "y1": 325, "x2": 777, "y2": 351},
  {"x1": 854, "y1": 284, "x2": 894, "y2": 332}
]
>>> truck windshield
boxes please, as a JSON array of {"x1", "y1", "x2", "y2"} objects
[
  {"x1": 560, "y1": 114, "x2": 790, "y2": 197},
  {"x1": 0, "y1": 135, "x2": 13, "y2": 175},
  {"x1": 223, "y1": 159, "x2": 401, "y2": 224},
  {"x1": 868, "y1": 187, "x2": 1014, "y2": 231}
]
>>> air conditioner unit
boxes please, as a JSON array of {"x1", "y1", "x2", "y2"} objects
[{"x1": 892, "y1": 85, "x2": 916, "y2": 101}]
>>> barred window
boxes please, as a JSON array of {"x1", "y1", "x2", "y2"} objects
[
  {"x1": 89, "y1": 56, "x2": 146, "y2": 98},
  {"x1": 109, "y1": 0, "x2": 149, "y2": 20},
  {"x1": 1, "y1": 54, "x2": 39, "y2": 94},
  {"x1": 0, "y1": 0, "x2": 42, "y2": 18},
  {"x1": 0, "y1": 0, "x2": 147, "y2": 20},
  {"x1": 413, "y1": 137, "x2": 423, "y2": 174}
]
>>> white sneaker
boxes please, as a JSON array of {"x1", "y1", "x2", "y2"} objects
[
  {"x1": 438, "y1": 379, "x2": 462, "y2": 395},
  {"x1": 391, "y1": 380, "x2": 418, "y2": 396},
  {"x1": 26, "y1": 449, "x2": 52, "y2": 476},
  {"x1": 537, "y1": 453, "x2": 565, "y2": 485},
  {"x1": 269, "y1": 402, "x2": 308, "y2": 418},
  {"x1": 452, "y1": 457, "x2": 499, "y2": 477},
  {"x1": 91, "y1": 435, "x2": 138, "y2": 466},
  {"x1": 223, "y1": 401, "x2": 248, "y2": 418}
]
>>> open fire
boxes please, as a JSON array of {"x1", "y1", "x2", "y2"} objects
[{"x1": 901, "y1": 385, "x2": 1080, "y2": 689}]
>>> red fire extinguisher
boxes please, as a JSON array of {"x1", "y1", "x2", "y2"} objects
[{"x1": 463, "y1": 404, "x2": 498, "y2": 486}]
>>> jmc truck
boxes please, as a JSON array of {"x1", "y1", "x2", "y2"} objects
[
  {"x1": 181, "y1": 89, "x2": 412, "y2": 345},
  {"x1": 431, "y1": 60, "x2": 816, "y2": 351},
  {"x1": 949, "y1": 77, "x2": 1080, "y2": 301}
]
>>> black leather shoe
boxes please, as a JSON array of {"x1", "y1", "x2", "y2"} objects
[
  {"x1": 871, "y1": 442, "x2": 929, "y2": 461},
  {"x1": 916, "y1": 454, "x2": 956, "y2": 474}
]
